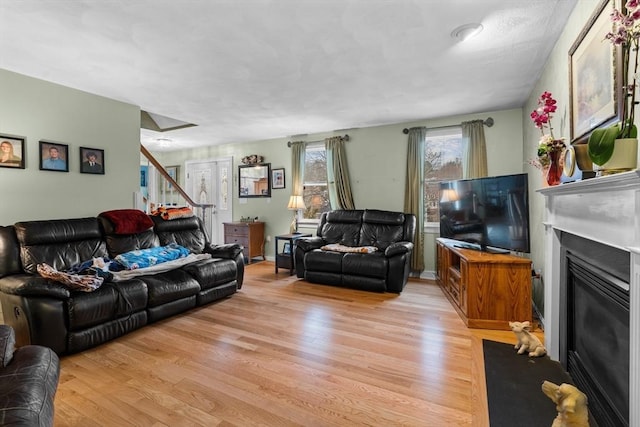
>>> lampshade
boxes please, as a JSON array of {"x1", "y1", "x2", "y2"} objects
[
  {"x1": 287, "y1": 195, "x2": 306, "y2": 210},
  {"x1": 440, "y1": 189, "x2": 459, "y2": 203}
]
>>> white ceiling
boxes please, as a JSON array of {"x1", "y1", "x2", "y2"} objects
[{"x1": 0, "y1": 0, "x2": 577, "y2": 152}]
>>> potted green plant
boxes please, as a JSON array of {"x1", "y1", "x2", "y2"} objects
[{"x1": 588, "y1": 1, "x2": 639, "y2": 170}]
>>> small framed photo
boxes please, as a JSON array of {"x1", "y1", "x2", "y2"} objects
[
  {"x1": 0, "y1": 134, "x2": 26, "y2": 169},
  {"x1": 39, "y1": 141, "x2": 69, "y2": 172},
  {"x1": 272, "y1": 168, "x2": 285, "y2": 189},
  {"x1": 80, "y1": 147, "x2": 105, "y2": 174},
  {"x1": 165, "y1": 166, "x2": 179, "y2": 192},
  {"x1": 283, "y1": 242, "x2": 291, "y2": 254}
]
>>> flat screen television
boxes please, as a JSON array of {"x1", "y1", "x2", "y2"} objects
[{"x1": 439, "y1": 173, "x2": 530, "y2": 253}]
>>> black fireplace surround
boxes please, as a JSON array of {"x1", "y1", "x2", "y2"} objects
[{"x1": 560, "y1": 233, "x2": 630, "y2": 427}]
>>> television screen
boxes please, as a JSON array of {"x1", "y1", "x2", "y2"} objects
[{"x1": 439, "y1": 173, "x2": 530, "y2": 253}]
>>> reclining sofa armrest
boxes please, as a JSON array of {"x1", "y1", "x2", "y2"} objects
[
  {"x1": 0, "y1": 274, "x2": 71, "y2": 299},
  {"x1": 204, "y1": 243, "x2": 243, "y2": 260},
  {"x1": 295, "y1": 237, "x2": 324, "y2": 252},
  {"x1": 203, "y1": 243, "x2": 245, "y2": 289},
  {"x1": 294, "y1": 237, "x2": 325, "y2": 279},
  {"x1": 384, "y1": 241, "x2": 414, "y2": 258}
]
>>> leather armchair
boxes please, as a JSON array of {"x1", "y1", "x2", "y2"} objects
[{"x1": 0, "y1": 325, "x2": 59, "y2": 427}]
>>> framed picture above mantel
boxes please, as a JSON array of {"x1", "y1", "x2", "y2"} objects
[{"x1": 569, "y1": 0, "x2": 622, "y2": 145}]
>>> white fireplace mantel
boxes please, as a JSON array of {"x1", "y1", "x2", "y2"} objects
[{"x1": 538, "y1": 170, "x2": 640, "y2": 426}]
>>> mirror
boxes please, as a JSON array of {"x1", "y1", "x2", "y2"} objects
[{"x1": 239, "y1": 163, "x2": 271, "y2": 198}]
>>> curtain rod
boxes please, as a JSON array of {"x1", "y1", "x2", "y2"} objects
[
  {"x1": 401, "y1": 117, "x2": 494, "y2": 134},
  {"x1": 287, "y1": 134, "x2": 350, "y2": 147}
]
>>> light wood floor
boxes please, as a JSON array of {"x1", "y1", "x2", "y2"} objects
[{"x1": 54, "y1": 262, "x2": 524, "y2": 427}]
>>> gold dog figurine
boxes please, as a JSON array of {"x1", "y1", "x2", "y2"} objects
[
  {"x1": 542, "y1": 381, "x2": 589, "y2": 427},
  {"x1": 509, "y1": 320, "x2": 547, "y2": 357}
]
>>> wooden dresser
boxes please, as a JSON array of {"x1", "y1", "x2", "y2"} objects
[
  {"x1": 223, "y1": 222, "x2": 265, "y2": 263},
  {"x1": 436, "y1": 238, "x2": 532, "y2": 330}
]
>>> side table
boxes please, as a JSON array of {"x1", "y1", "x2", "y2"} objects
[{"x1": 275, "y1": 233, "x2": 311, "y2": 275}]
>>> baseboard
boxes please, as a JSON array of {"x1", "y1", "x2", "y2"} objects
[{"x1": 420, "y1": 271, "x2": 436, "y2": 280}]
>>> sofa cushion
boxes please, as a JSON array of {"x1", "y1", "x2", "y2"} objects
[
  {"x1": 14, "y1": 218, "x2": 108, "y2": 274},
  {"x1": 67, "y1": 279, "x2": 148, "y2": 330},
  {"x1": 140, "y1": 269, "x2": 200, "y2": 307},
  {"x1": 342, "y1": 252, "x2": 388, "y2": 278},
  {"x1": 101, "y1": 229, "x2": 159, "y2": 258},
  {"x1": 359, "y1": 210, "x2": 407, "y2": 250},
  {"x1": 320, "y1": 210, "x2": 363, "y2": 246},
  {"x1": 152, "y1": 216, "x2": 207, "y2": 254},
  {"x1": 305, "y1": 250, "x2": 343, "y2": 273},
  {"x1": 182, "y1": 258, "x2": 237, "y2": 290}
]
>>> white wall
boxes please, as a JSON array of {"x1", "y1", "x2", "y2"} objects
[
  {"x1": 0, "y1": 69, "x2": 141, "y2": 224},
  {"x1": 156, "y1": 108, "x2": 524, "y2": 271}
]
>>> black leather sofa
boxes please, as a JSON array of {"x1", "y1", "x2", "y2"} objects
[
  {"x1": 294, "y1": 209, "x2": 416, "y2": 293},
  {"x1": 0, "y1": 324, "x2": 59, "y2": 427},
  {"x1": 0, "y1": 213, "x2": 244, "y2": 355}
]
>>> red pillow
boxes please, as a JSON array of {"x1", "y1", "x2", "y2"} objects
[{"x1": 99, "y1": 209, "x2": 154, "y2": 235}]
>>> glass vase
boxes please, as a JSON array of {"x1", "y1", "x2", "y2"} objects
[{"x1": 546, "y1": 149, "x2": 562, "y2": 186}]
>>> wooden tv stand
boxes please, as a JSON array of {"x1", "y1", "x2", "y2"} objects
[{"x1": 435, "y1": 238, "x2": 532, "y2": 330}]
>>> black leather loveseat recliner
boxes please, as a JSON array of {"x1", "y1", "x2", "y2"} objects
[
  {"x1": 0, "y1": 211, "x2": 244, "y2": 356},
  {"x1": 294, "y1": 209, "x2": 416, "y2": 293},
  {"x1": 0, "y1": 324, "x2": 59, "y2": 427}
]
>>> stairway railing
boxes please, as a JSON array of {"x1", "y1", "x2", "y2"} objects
[{"x1": 140, "y1": 145, "x2": 215, "y2": 237}]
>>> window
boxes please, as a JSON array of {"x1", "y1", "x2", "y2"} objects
[
  {"x1": 302, "y1": 143, "x2": 331, "y2": 221},
  {"x1": 424, "y1": 127, "x2": 464, "y2": 223}
]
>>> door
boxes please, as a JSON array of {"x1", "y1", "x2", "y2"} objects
[{"x1": 185, "y1": 157, "x2": 233, "y2": 244}]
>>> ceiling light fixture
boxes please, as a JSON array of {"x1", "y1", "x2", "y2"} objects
[
  {"x1": 156, "y1": 138, "x2": 172, "y2": 148},
  {"x1": 451, "y1": 23, "x2": 483, "y2": 41}
]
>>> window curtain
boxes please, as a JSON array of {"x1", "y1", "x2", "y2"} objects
[
  {"x1": 325, "y1": 136, "x2": 355, "y2": 210},
  {"x1": 403, "y1": 127, "x2": 426, "y2": 274},
  {"x1": 290, "y1": 141, "x2": 306, "y2": 196},
  {"x1": 462, "y1": 120, "x2": 488, "y2": 179}
]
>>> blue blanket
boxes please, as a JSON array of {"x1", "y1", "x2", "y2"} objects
[{"x1": 115, "y1": 244, "x2": 191, "y2": 270}]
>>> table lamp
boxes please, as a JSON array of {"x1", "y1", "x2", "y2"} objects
[{"x1": 287, "y1": 195, "x2": 306, "y2": 233}]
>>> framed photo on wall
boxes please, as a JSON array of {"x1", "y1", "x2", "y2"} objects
[
  {"x1": 569, "y1": 0, "x2": 621, "y2": 144},
  {"x1": 39, "y1": 141, "x2": 69, "y2": 172},
  {"x1": 0, "y1": 134, "x2": 26, "y2": 169},
  {"x1": 80, "y1": 147, "x2": 105, "y2": 174},
  {"x1": 165, "y1": 166, "x2": 179, "y2": 192},
  {"x1": 272, "y1": 168, "x2": 285, "y2": 189}
]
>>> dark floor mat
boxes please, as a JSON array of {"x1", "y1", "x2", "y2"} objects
[{"x1": 483, "y1": 339, "x2": 573, "y2": 427}]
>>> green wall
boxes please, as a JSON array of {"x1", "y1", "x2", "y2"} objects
[
  {"x1": 0, "y1": 69, "x2": 141, "y2": 225},
  {"x1": 521, "y1": 0, "x2": 639, "y2": 320},
  {"x1": 155, "y1": 108, "x2": 525, "y2": 272}
]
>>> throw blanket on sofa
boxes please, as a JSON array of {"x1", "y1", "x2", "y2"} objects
[
  {"x1": 150, "y1": 206, "x2": 195, "y2": 221},
  {"x1": 320, "y1": 243, "x2": 378, "y2": 253},
  {"x1": 99, "y1": 209, "x2": 154, "y2": 235},
  {"x1": 37, "y1": 263, "x2": 104, "y2": 292},
  {"x1": 111, "y1": 253, "x2": 211, "y2": 282},
  {"x1": 115, "y1": 243, "x2": 190, "y2": 269}
]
